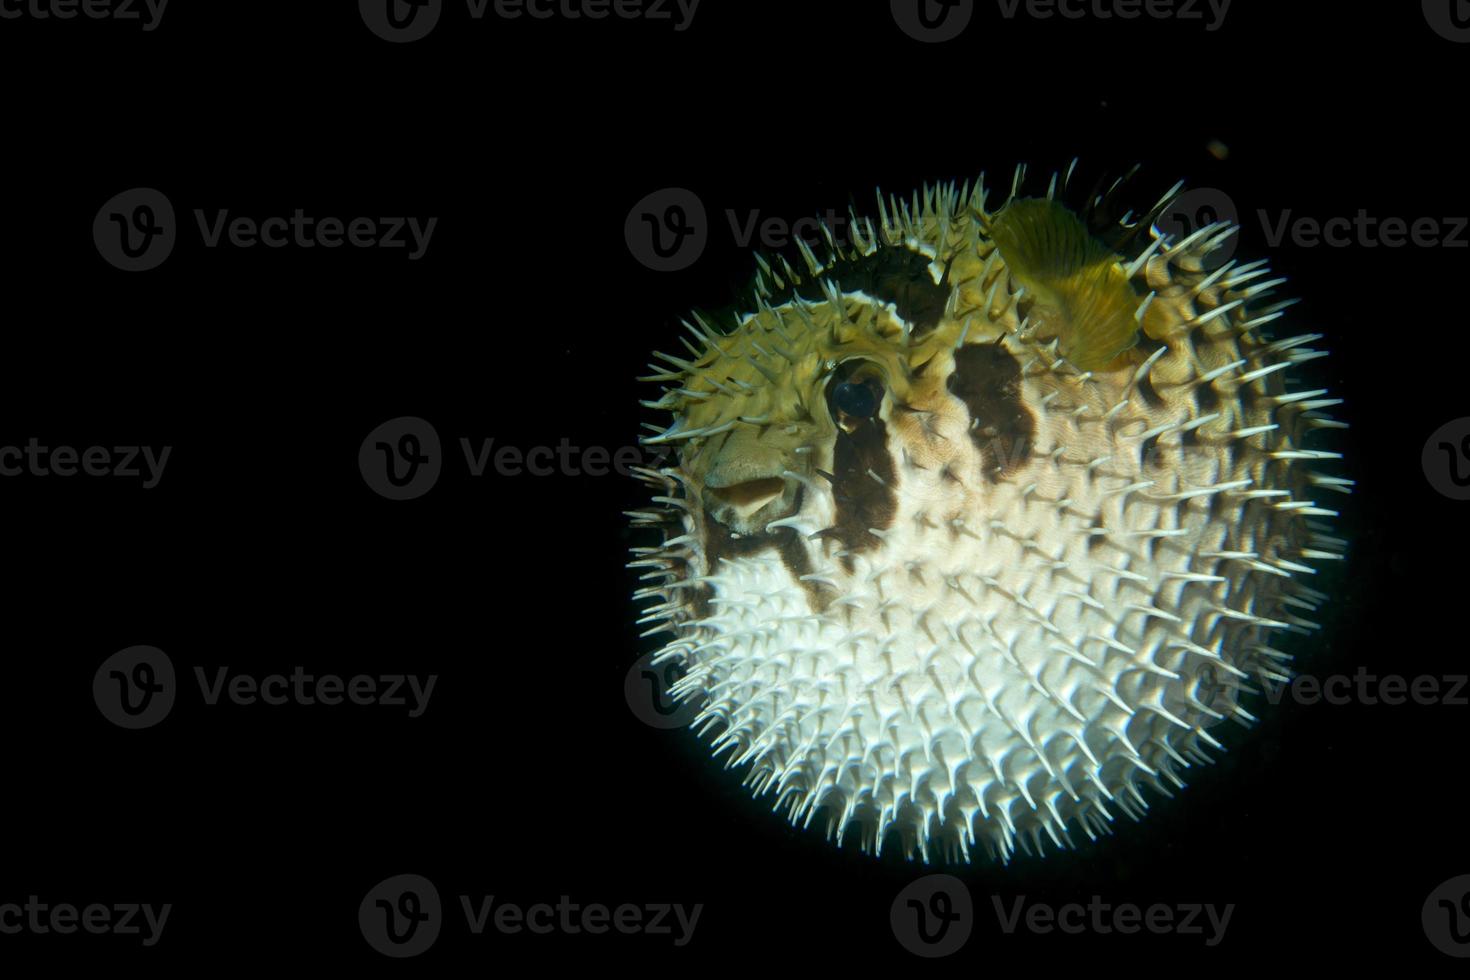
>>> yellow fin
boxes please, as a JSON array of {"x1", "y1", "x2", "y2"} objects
[{"x1": 991, "y1": 198, "x2": 1141, "y2": 371}]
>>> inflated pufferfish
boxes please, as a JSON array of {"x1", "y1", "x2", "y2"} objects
[{"x1": 629, "y1": 167, "x2": 1348, "y2": 863}]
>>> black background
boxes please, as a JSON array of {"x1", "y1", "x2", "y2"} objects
[{"x1": 1, "y1": 0, "x2": 1465, "y2": 969}]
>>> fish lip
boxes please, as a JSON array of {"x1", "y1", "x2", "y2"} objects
[
  {"x1": 706, "y1": 476, "x2": 787, "y2": 509},
  {"x1": 703, "y1": 466, "x2": 787, "y2": 490},
  {"x1": 701, "y1": 474, "x2": 798, "y2": 535}
]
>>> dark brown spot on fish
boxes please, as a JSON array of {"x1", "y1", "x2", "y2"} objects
[
  {"x1": 821, "y1": 362, "x2": 898, "y2": 571},
  {"x1": 947, "y1": 342, "x2": 1035, "y2": 483},
  {"x1": 753, "y1": 243, "x2": 951, "y2": 337}
]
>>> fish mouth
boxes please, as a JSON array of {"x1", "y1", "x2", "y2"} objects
[
  {"x1": 702, "y1": 474, "x2": 795, "y2": 535},
  {"x1": 708, "y1": 476, "x2": 786, "y2": 515}
]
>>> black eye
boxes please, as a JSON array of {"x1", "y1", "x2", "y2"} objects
[{"x1": 833, "y1": 380, "x2": 880, "y2": 419}]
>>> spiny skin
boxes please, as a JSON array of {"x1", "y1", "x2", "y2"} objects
[{"x1": 629, "y1": 170, "x2": 1349, "y2": 864}]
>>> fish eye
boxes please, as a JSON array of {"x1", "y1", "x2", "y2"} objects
[
  {"x1": 826, "y1": 361, "x2": 886, "y2": 428},
  {"x1": 833, "y1": 380, "x2": 880, "y2": 419}
]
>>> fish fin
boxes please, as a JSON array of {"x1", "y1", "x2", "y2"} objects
[{"x1": 991, "y1": 198, "x2": 1141, "y2": 371}]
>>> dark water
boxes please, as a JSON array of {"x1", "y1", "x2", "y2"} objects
[{"x1": 0, "y1": 0, "x2": 1462, "y2": 970}]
